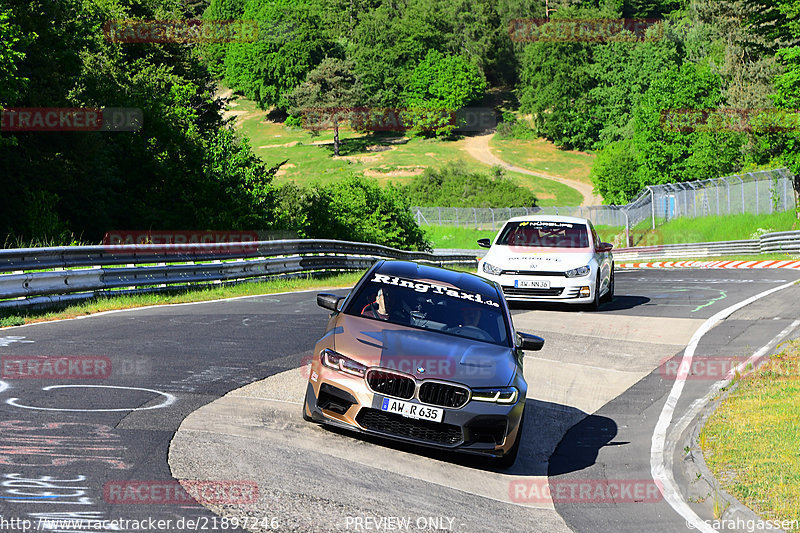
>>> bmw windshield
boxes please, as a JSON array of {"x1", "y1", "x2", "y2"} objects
[{"x1": 344, "y1": 272, "x2": 511, "y2": 346}]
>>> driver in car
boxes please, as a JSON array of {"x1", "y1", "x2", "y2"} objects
[
  {"x1": 361, "y1": 287, "x2": 389, "y2": 319},
  {"x1": 456, "y1": 306, "x2": 482, "y2": 328}
]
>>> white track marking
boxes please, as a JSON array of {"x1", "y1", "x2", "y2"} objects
[
  {"x1": 0, "y1": 335, "x2": 34, "y2": 346},
  {"x1": 6, "y1": 384, "x2": 176, "y2": 412},
  {"x1": 0, "y1": 380, "x2": 7, "y2": 394},
  {"x1": 651, "y1": 279, "x2": 799, "y2": 532}
]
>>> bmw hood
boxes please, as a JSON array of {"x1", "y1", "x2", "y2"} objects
[{"x1": 334, "y1": 315, "x2": 518, "y2": 388}]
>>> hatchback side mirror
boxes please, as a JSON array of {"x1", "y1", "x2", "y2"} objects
[
  {"x1": 477, "y1": 238, "x2": 491, "y2": 248},
  {"x1": 517, "y1": 332, "x2": 545, "y2": 351},
  {"x1": 597, "y1": 242, "x2": 613, "y2": 253},
  {"x1": 317, "y1": 293, "x2": 344, "y2": 311}
]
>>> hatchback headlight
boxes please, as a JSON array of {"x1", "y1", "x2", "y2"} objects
[
  {"x1": 564, "y1": 265, "x2": 591, "y2": 278},
  {"x1": 320, "y1": 348, "x2": 366, "y2": 377},
  {"x1": 482, "y1": 261, "x2": 502, "y2": 276},
  {"x1": 471, "y1": 387, "x2": 518, "y2": 404}
]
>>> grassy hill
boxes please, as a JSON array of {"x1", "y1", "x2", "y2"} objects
[{"x1": 225, "y1": 93, "x2": 590, "y2": 207}]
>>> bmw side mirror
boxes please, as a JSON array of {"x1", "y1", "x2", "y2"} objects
[
  {"x1": 317, "y1": 293, "x2": 344, "y2": 312},
  {"x1": 477, "y1": 238, "x2": 491, "y2": 248},
  {"x1": 517, "y1": 332, "x2": 544, "y2": 351},
  {"x1": 598, "y1": 242, "x2": 613, "y2": 252}
]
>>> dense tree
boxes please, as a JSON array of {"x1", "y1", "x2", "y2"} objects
[
  {"x1": 518, "y1": 38, "x2": 597, "y2": 150},
  {"x1": 589, "y1": 139, "x2": 641, "y2": 204},
  {"x1": 221, "y1": 0, "x2": 334, "y2": 109},
  {"x1": 632, "y1": 63, "x2": 745, "y2": 187},
  {"x1": 0, "y1": 8, "x2": 27, "y2": 108},
  {"x1": 588, "y1": 32, "x2": 681, "y2": 147},
  {"x1": 0, "y1": 0, "x2": 284, "y2": 242},
  {"x1": 347, "y1": 0, "x2": 449, "y2": 107},
  {"x1": 404, "y1": 50, "x2": 487, "y2": 136}
]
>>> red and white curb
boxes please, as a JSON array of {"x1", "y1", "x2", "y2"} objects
[{"x1": 619, "y1": 260, "x2": 800, "y2": 269}]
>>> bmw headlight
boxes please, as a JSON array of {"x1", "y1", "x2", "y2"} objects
[
  {"x1": 564, "y1": 265, "x2": 591, "y2": 278},
  {"x1": 471, "y1": 387, "x2": 518, "y2": 404},
  {"x1": 320, "y1": 348, "x2": 366, "y2": 377},
  {"x1": 482, "y1": 261, "x2": 502, "y2": 276}
]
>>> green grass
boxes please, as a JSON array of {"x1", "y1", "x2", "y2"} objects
[
  {"x1": 0, "y1": 272, "x2": 365, "y2": 327},
  {"x1": 627, "y1": 211, "x2": 799, "y2": 247},
  {"x1": 702, "y1": 340, "x2": 800, "y2": 530},
  {"x1": 489, "y1": 136, "x2": 595, "y2": 185},
  {"x1": 424, "y1": 226, "x2": 496, "y2": 249},
  {"x1": 228, "y1": 94, "x2": 583, "y2": 206}
]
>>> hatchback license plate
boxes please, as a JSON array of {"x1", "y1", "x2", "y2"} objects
[{"x1": 515, "y1": 279, "x2": 550, "y2": 289}]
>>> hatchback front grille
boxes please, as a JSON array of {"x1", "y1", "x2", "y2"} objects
[
  {"x1": 501, "y1": 269, "x2": 566, "y2": 277},
  {"x1": 502, "y1": 286, "x2": 564, "y2": 297},
  {"x1": 418, "y1": 381, "x2": 470, "y2": 408},
  {"x1": 366, "y1": 369, "x2": 415, "y2": 400}
]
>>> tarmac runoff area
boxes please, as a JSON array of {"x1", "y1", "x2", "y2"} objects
[{"x1": 168, "y1": 310, "x2": 705, "y2": 532}]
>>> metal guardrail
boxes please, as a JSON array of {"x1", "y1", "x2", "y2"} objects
[
  {"x1": 612, "y1": 240, "x2": 760, "y2": 260},
  {"x1": 613, "y1": 231, "x2": 800, "y2": 260},
  {"x1": 434, "y1": 231, "x2": 800, "y2": 262},
  {"x1": 0, "y1": 240, "x2": 479, "y2": 311},
  {"x1": 759, "y1": 231, "x2": 800, "y2": 254}
]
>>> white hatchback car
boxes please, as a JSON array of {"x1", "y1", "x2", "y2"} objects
[{"x1": 476, "y1": 215, "x2": 614, "y2": 310}]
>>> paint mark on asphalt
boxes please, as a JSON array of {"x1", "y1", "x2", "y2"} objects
[
  {"x1": 6, "y1": 385, "x2": 176, "y2": 412},
  {"x1": 0, "y1": 336, "x2": 34, "y2": 347},
  {"x1": 691, "y1": 290, "x2": 727, "y2": 313}
]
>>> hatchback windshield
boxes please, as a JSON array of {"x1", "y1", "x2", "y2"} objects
[
  {"x1": 495, "y1": 220, "x2": 590, "y2": 248},
  {"x1": 345, "y1": 272, "x2": 510, "y2": 346}
]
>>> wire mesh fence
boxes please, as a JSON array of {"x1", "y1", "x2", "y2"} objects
[{"x1": 413, "y1": 168, "x2": 796, "y2": 234}]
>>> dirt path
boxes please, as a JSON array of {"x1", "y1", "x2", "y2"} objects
[{"x1": 464, "y1": 133, "x2": 602, "y2": 206}]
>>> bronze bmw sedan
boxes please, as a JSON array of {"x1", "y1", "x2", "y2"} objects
[{"x1": 303, "y1": 260, "x2": 544, "y2": 467}]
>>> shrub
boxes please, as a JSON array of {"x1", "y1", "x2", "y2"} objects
[
  {"x1": 275, "y1": 176, "x2": 431, "y2": 251},
  {"x1": 401, "y1": 162, "x2": 538, "y2": 207}
]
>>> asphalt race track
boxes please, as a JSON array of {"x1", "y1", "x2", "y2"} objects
[{"x1": 0, "y1": 269, "x2": 798, "y2": 533}]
